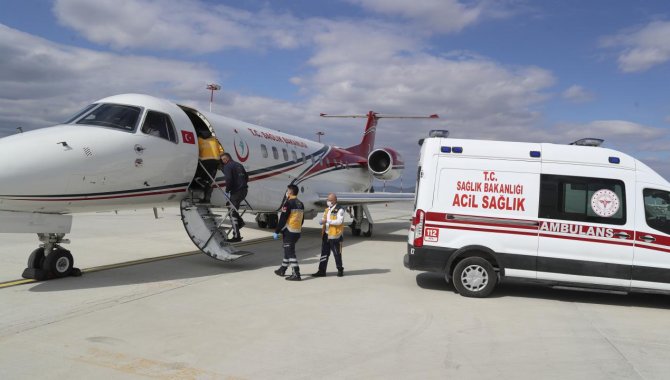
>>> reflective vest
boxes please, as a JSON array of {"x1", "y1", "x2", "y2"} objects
[
  {"x1": 284, "y1": 196, "x2": 304, "y2": 233},
  {"x1": 198, "y1": 137, "x2": 224, "y2": 160},
  {"x1": 323, "y1": 205, "x2": 344, "y2": 239}
]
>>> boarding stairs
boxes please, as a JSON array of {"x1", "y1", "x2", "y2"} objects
[{"x1": 180, "y1": 161, "x2": 254, "y2": 262}]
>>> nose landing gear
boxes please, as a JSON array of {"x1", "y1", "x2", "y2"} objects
[{"x1": 22, "y1": 233, "x2": 81, "y2": 280}]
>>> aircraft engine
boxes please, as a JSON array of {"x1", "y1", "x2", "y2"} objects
[{"x1": 367, "y1": 148, "x2": 403, "y2": 181}]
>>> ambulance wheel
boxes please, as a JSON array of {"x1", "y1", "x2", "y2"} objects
[
  {"x1": 43, "y1": 248, "x2": 74, "y2": 278},
  {"x1": 452, "y1": 257, "x2": 497, "y2": 298}
]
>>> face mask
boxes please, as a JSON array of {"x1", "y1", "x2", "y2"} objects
[{"x1": 327, "y1": 201, "x2": 333, "y2": 207}]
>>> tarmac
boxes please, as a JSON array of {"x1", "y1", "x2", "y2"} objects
[{"x1": 1, "y1": 203, "x2": 670, "y2": 379}]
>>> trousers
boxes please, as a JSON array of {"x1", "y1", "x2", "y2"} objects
[
  {"x1": 318, "y1": 234, "x2": 343, "y2": 272},
  {"x1": 281, "y1": 231, "x2": 301, "y2": 273}
]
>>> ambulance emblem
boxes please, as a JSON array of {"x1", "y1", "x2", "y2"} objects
[
  {"x1": 591, "y1": 189, "x2": 620, "y2": 217},
  {"x1": 234, "y1": 137, "x2": 249, "y2": 162}
]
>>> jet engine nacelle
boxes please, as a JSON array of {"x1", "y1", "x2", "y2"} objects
[{"x1": 367, "y1": 148, "x2": 404, "y2": 181}]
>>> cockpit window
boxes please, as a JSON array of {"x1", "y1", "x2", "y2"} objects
[
  {"x1": 76, "y1": 103, "x2": 141, "y2": 131},
  {"x1": 141, "y1": 110, "x2": 178, "y2": 143},
  {"x1": 64, "y1": 103, "x2": 99, "y2": 124}
]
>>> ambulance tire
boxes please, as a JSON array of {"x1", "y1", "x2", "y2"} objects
[{"x1": 452, "y1": 257, "x2": 497, "y2": 298}]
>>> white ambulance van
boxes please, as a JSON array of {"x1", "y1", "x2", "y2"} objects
[{"x1": 404, "y1": 133, "x2": 670, "y2": 298}]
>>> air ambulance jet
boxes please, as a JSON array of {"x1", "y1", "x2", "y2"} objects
[{"x1": 0, "y1": 94, "x2": 436, "y2": 280}]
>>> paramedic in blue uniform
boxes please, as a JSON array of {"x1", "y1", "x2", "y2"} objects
[
  {"x1": 312, "y1": 193, "x2": 345, "y2": 277},
  {"x1": 221, "y1": 153, "x2": 248, "y2": 242},
  {"x1": 273, "y1": 185, "x2": 305, "y2": 281}
]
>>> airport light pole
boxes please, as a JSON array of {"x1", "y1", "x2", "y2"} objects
[
  {"x1": 206, "y1": 83, "x2": 221, "y2": 112},
  {"x1": 316, "y1": 131, "x2": 324, "y2": 142}
]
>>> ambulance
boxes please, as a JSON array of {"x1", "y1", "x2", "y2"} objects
[{"x1": 404, "y1": 132, "x2": 670, "y2": 297}]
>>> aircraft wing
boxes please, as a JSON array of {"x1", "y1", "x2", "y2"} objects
[{"x1": 316, "y1": 192, "x2": 414, "y2": 206}]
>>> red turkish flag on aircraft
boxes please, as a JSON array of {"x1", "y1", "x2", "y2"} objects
[{"x1": 181, "y1": 130, "x2": 195, "y2": 144}]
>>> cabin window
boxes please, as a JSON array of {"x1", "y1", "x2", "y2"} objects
[
  {"x1": 141, "y1": 111, "x2": 178, "y2": 143},
  {"x1": 261, "y1": 144, "x2": 268, "y2": 158},
  {"x1": 539, "y1": 174, "x2": 626, "y2": 225},
  {"x1": 76, "y1": 103, "x2": 141, "y2": 132},
  {"x1": 272, "y1": 146, "x2": 279, "y2": 160},
  {"x1": 292, "y1": 150, "x2": 298, "y2": 161},
  {"x1": 282, "y1": 148, "x2": 289, "y2": 161}
]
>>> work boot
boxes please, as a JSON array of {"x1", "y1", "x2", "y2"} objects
[
  {"x1": 274, "y1": 266, "x2": 287, "y2": 277},
  {"x1": 337, "y1": 268, "x2": 344, "y2": 277},
  {"x1": 285, "y1": 270, "x2": 301, "y2": 281},
  {"x1": 311, "y1": 271, "x2": 326, "y2": 277}
]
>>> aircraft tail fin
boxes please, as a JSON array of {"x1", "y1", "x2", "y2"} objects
[{"x1": 320, "y1": 112, "x2": 439, "y2": 158}]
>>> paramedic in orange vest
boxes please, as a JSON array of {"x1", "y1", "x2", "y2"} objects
[
  {"x1": 312, "y1": 193, "x2": 345, "y2": 277},
  {"x1": 196, "y1": 130, "x2": 224, "y2": 203},
  {"x1": 273, "y1": 184, "x2": 305, "y2": 281}
]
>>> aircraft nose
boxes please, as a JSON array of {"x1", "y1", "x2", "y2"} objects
[{"x1": 0, "y1": 127, "x2": 73, "y2": 197}]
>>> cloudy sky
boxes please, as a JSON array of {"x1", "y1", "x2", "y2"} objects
[{"x1": 1, "y1": 0, "x2": 669, "y2": 185}]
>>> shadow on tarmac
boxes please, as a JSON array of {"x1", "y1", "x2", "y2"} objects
[
  {"x1": 415, "y1": 272, "x2": 670, "y2": 309},
  {"x1": 27, "y1": 224, "x2": 404, "y2": 292}
]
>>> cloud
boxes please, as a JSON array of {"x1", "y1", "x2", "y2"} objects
[
  {"x1": 347, "y1": 0, "x2": 484, "y2": 33},
  {"x1": 551, "y1": 120, "x2": 666, "y2": 148},
  {"x1": 0, "y1": 23, "x2": 218, "y2": 136},
  {"x1": 53, "y1": 0, "x2": 312, "y2": 53},
  {"x1": 601, "y1": 20, "x2": 670, "y2": 73},
  {"x1": 561, "y1": 85, "x2": 595, "y2": 103},
  {"x1": 295, "y1": 21, "x2": 555, "y2": 144}
]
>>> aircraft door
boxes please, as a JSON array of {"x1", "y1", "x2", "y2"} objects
[{"x1": 133, "y1": 109, "x2": 199, "y2": 195}]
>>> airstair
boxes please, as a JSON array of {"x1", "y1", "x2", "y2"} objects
[{"x1": 180, "y1": 161, "x2": 254, "y2": 262}]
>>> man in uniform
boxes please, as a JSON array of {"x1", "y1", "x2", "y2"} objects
[
  {"x1": 196, "y1": 130, "x2": 224, "y2": 203},
  {"x1": 312, "y1": 193, "x2": 345, "y2": 277},
  {"x1": 221, "y1": 153, "x2": 248, "y2": 242},
  {"x1": 272, "y1": 185, "x2": 304, "y2": 281}
]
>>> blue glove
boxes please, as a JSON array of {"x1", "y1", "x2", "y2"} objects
[
  {"x1": 319, "y1": 219, "x2": 324, "y2": 225},
  {"x1": 273, "y1": 232, "x2": 279, "y2": 240}
]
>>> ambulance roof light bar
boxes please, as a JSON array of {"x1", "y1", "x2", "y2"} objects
[
  {"x1": 570, "y1": 138, "x2": 604, "y2": 147},
  {"x1": 428, "y1": 129, "x2": 449, "y2": 138}
]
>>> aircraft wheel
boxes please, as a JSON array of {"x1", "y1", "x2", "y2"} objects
[
  {"x1": 363, "y1": 224, "x2": 373, "y2": 237},
  {"x1": 43, "y1": 248, "x2": 74, "y2": 278},
  {"x1": 452, "y1": 257, "x2": 497, "y2": 298},
  {"x1": 257, "y1": 220, "x2": 268, "y2": 229},
  {"x1": 26, "y1": 248, "x2": 46, "y2": 269},
  {"x1": 352, "y1": 228, "x2": 361, "y2": 236}
]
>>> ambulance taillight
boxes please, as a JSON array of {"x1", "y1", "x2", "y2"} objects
[{"x1": 413, "y1": 209, "x2": 425, "y2": 247}]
